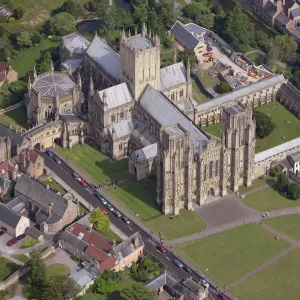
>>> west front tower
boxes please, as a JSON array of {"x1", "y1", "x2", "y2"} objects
[{"x1": 120, "y1": 23, "x2": 161, "y2": 100}]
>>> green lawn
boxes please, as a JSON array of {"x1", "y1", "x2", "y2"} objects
[
  {"x1": 255, "y1": 101, "x2": 300, "y2": 152},
  {"x1": 239, "y1": 175, "x2": 276, "y2": 194},
  {"x1": 0, "y1": 106, "x2": 28, "y2": 130},
  {"x1": 106, "y1": 179, "x2": 159, "y2": 221},
  {"x1": 41, "y1": 176, "x2": 67, "y2": 195},
  {"x1": 175, "y1": 223, "x2": 290, "y2": 286},
  {"x1": 243, "y1": 186, "x2": 300, "y2": 211},
  {"x1": 161, "y1": 44, "x2": 174, "y2": 68},
  {"x1": 12, "y1": 254, "x2": 30, "y2": 264},
  {"x1": 247, "y1": 53, "x2": 265, "y2": 65},
  {"x1": 202, "y1": 123, "x2": 222, "y2": 138},
  {"x1": 263, "y1": 215, "x2": 300, "y2": 240},
  {"x1": 145, "y1": 209, "x2": 207, "y2": 240},
  {"x1": 0, "y1": 257, "x2": 19, "y2": 281},
  {"x1": 10, "y1": 39, "x2": 60, "y2": 78},
  {"x1": 195, "y1": 69, "x2": 216, "y2": 88},
  {"x1": 55, "y1": 143, "x2": 128, "y2": 185},
  {"x1": 192, "y1": 80, "x2": 208, "y2": 104},
  {"x1": 105, "y1": 229, "x2": 122, "y2": 243},
  {"x1": 47, "y1": 264, "x2": 70, "y2": 277},
  {"x1": 231, "y1": 248, "x2": 300, "y2": 300},
  {"x1": 20, "y1": 237, "x2": 39, "y2": 249}
]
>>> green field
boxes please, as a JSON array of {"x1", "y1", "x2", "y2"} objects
[
  {"x1": 192, "y1": 80, "x2": 208, "y2": 103},
  {"x1": 161, "y1": 44, "x2": 174, "y2": 68},
  {"x1": 239, "y1": 175, "x2": 276, "y2": 194},
  {"x1": 47, "y1": 263, "x2": 70, "y2": 277},
  {"x1": 0, "y1": 257, "x2": 19, "y2": 281},
  {"x1": 195, "y1": 69, "x2": 216, "y2": 88},
  {"x1": 12, "y1": 254, "x2": 30, "y2": 264},
  {"x1": 244, "y1": 186, "x2": 300, "y2": 211},
  {"x1": 263, "y1": 215, "x2": 300, "y2": 240},
  {"x1": 255, "y1": 101, "x2": 300, "y2": 152},
  {"x1": 202, "y1": 123, "x2": 222, "y2": 138},
  {"x1": 0, "y1": 106, "x2": 28, "y2": 130},
  {"x1": 55, "y1": 143, "x2": 128, "y2": 185},
  {"x1": 176, "y1": 223, "x2": 290, "y2": 285},
  {"x1": 105, "y1": 229, "x2": 122, "y2": 243},
  {"x1": 231, "y1": 248, "x2": 300, "y2": 300},
  {"x1": 10, "y1": 39, "x2": 60, "y2": 78}
]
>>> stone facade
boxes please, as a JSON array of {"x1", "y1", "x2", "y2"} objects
[{"x1": 0, "y1": 136, "x2": 11, "y2": 163}]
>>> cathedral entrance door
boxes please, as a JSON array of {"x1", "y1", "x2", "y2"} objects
[{"x1": 208, "y1": 188, "x2": 215, "y2": 197}]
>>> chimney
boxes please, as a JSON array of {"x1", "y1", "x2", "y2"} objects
[{"x1": 48, "y1": 203, "x2": 53, "y2": 217}]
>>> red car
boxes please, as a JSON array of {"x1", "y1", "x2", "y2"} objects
[
  {"x1": 203, "y1": 52, "x2": 212, "y2": 57},
  {"x1": 79, "y1": 179, "x2": 88, "y2": 187},
  {"x1": 6, "y1": 237, "x2": 18, "y2": 246},
  {"x1": 100, "y1": 208, "x2": 108, "y2": 215},
  {"x1": 157, "y1": 244, "x2": 167, "y2": 253},
  {"x1": 218, "y1": 293, "x2": 230, "y2": 300}
]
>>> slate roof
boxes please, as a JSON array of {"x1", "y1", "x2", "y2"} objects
[
  {"x1": 292, "y1": 28, "x2": 300, "y2": 40},
  {"x1": 96, "y1": 83, "x2": 134, "y2": 109},
  {"x1": 127, "y1": 36, "x2": 154, "y2": 50},
  {"x1": 196, "y1": 74, "x2": 286, "y2": 112},
  {"x1": 140, "y1": 85, "x2": 209, "y2": 153},
  {"x1": 60, "y1": 113, "x2": 84, "y2": 123},
  {"x1": 171, "y1": 21, "x2": 201, "y2": 49},
  {"x1": 225, "y1": 103, "x2": 245, "y2": 115},
  {"x1": 60, "y1": 230, "x2": 87, "y2": 252},
  {"x1": 32, "y1": 72, "x2": 75, "y2": 98},
  {"x1": 69, "y1": 269, "x2": 94, "y2": 288},
  {"x1": 291, "y1": 7, "x2": 300, "y2": 18},
  {"x1": 0, "y1": 124, "x2": 27, "y2": 147},
  {"x1": 14, "y1": 174, "x2": 68, "y2": 224},
  {"x1": 0, "y1": 203, "x2": 22, "y2": 228},
  {"x1": 275, "y1": 12, "x2": 290, "y2": 25},
  {"x1": 62, "y1": 33, "x2": 90, "y2": 56},
  {"x1": 280, "y1": 83, "x2": 300, "y2": 106},
  {"x1": 134, "y1": 143, "x2": 158, "y2": 162},
  {"x1": 255, "y1": 137, "x2": 300, "y2": 162},
  {"x1": 264, "y1": 1, "x2": 278, "y2": 17},
  {"x1": 160, "y1": 62, "x2": 187, "y2": 91},
  {"x1": 290, "y1": 151, "x2": 300, "y2": 162},
  {"x1": 0, "y1": 175, "x2": 12, "y2": 190},
  {"x1": 85, "y1": 34, "x2": 120, "y2": 83},
  {"x1": 61, "y1": 58, "x2": 83, "y2": 71},
  {"x1": 185, "y1": 23, "x2": 207, "y2": 36}
]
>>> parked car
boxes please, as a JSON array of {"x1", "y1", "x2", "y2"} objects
[
  {"x1": 79, "y1": 179, "x2": 88, "y2": 187},
  {"x1": 106, "y1": 203, "x2": 114, "y2": 212},
  {"x1": 73, "y1": 172, "x2": 79, "y2": 179},
  {"x1": 53, "y1": 157, "x2": 61, "y2": 164},
  {"x1": 156, "y1": 244, "x2": 167, "y2": 254},
  {"x1": 218, "y1": 293, "x2": 230, "y2": 300},
  {"x1": 0, "y1": 231, "x2": 4, "y2": 236},
  {"x1": 173, "y1": 259, "x2": 184, "y2": 268},
  {"x1": 183, "y1": 265, "x2": 192, "y2": 274},
  {"x1": 45, "y1": 150, "x2": 53, "y2": 157},
  {"x1": 113, "y1": 210, "x2": 122, "y2": 218},
  {"x1": 121, "y1": 216, "x2": 130, "y2": 224},
  {"x1": 100, "y1": 208, "x2": 108, "y2": 215},
  {"x1": 100, "y1": 197, "x2": 108, "y2": 205},
  {"x1": 6, "y1": 237, "x2": 18, "y2": 246},
  {"x1": 17, "y1": 234, "x2": 26, "y2": 240},
  {"x1": 200, "y1": 279, "x2": 209, "y2": 288}
]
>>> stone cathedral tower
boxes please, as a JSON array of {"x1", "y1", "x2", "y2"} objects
[
  {"x1": 221, "y1": 103, "x2": 256, "y2": 192},
  {"x1": 119, "y1": 23, "x2": 161, "y2": 100}
]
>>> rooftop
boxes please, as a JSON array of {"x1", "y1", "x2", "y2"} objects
[
  {"x1": 0, "y1": 203, "x2": 22, "y2": 228},
  {"x1": 127, "y1": 36, "x2": 154, "y2": 50},
  {"x1": 32, "y1": 72, "x2": 75, "y2": 99},
  {"x1": 134, "y1": 143, "x2": 158, "y2": 162},
  {"x1": 225, "y1": 103, "x2": 245, "y2": 115},
  {"x1": 160, "y1": 62, "x2": 187, "y2": 91},
  {"x1": 62, "y1": 32, "x2": 90, "y2": 56}
]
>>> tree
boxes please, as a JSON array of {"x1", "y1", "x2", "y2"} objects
[
  {"x1": 224, "y1": 4, "x2": 254, "y2": 52},
  {"x1": 147, "y1": 11, "x2": 164, "y2": 36},
  {"x1": 55, "y1": 0, "x2": 83, "y2": 19},
  {"x1": 13, "y1": 7, "x2": 25, "y2": 20},
  {"x1": 50, "y1": 12, "x2": 75, "y2": 36},
  {"x1": 43, "y1": 276, "x2": 80, "y2": 300},
  {"x1": 38, "y1": 52, "x2": 52, "y2": 74},
  {"x1": 27, "y1": 251, "x2": 47, "y2": 288},
  {"x1": 17, "y1": 31, "x2": 33, "y2": 49},
  {"x1": 89, "y1": 208, "x2": 110, "y2": 234},
  {"x1": 269, "y1": 165, "x2": 281, "y2": 177},
  {"x1": 277, "y1": 172, "x2": 289, "y2": 192},
  {"x1": 133, "y1": 6, "x2": 148, "y2": 24},
  {"x1": 93, "y1": 270, "x2": 118, "y2": 294},
  {"x1": 31, "y1": 31, "x2": 42, "y2": 45},
  {"x1": 178, "y1": 48, "x2": 197, "y2": 66},
  {"x1": 219, "y1": 82, "x2": 231, "y2": 94},
  {"x1": 255, "y1": 30, "x2": 269, "y2": 52},
  {"x1": 9, "y1": 80, "x2": 27, "y2": 94},
  {"x1": 288, "y1": 183, "x2": 300, "y2": 200},
  {"x1": 253, "y1": 110, "x2": 275, "y2": 139},
  {"x1": 120, "y1": 282, "x2": 155, "y2": 300},
  {"x1": 3, "y1": 44, "x2": 13, "y2": 58}
]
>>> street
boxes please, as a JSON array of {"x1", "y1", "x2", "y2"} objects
[{"x1": 40, "y1": 151, "x2": 222, "y2": 300}]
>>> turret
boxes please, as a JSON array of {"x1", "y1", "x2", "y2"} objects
[
  {"x1": 50, "y1": 60, "x2": 54, "y2": 72},
  {"x1": 187, "y1": 58, "x2": 191, "y2": 82},
  {"x1": 111, "y1": 127, "x2": 115, "y2": 140},
  {"x1": 173, "y1": 47, "x2": 177, "y2": 64},
  {"x1": 141, "y1": 23, "x2": 147, "y2": 37},
  {"x1": 33, "y1": 65, "x2": 37, "y2": 79},
  {"x1": 28, "y1": 76, "x2": 32, "y2": 98},
  {"x1": 55, "y1": 94, "x2": 60, "y2": 120},
  {"x1": 89, "y1": 75, "x2": 94, "y2": 97}
]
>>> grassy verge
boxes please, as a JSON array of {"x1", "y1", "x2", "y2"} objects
[
  {"x1": 20, "y1": 237, "x2": 39, "y2": 249},
  {"x1": 202, "y1": 123, "x2": 222, "y2": 138},
  {"x1": 12, "y1": 254, "x2": 30, "y2": 264},
  {"x1": 0, "y1": 257, "x2": 19, "y2": 280},
  {"x1": 239, "y1": 175, "x2": 276, "y2": 194},
  {"x1": 192, "y1": 80, "x2": 208, "y2": 103},
  {"x1": 0, "y1": 106, "x2": 28, "y2": 130}
]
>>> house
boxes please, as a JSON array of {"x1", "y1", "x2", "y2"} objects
[
  {"x1": 0, "y1": 203, "x2": 30, "y2": 236},
  {"x1": 147, "y1": 270, "x2": 208, "y2": 300},
  {"x1": 69, "y1": 268, "x2": 95, "y2": 295},
  {"x1": 0, "y1": 8, "x2": 12, "y2": 19},
  {"x1": 14, "y1": 174, "x2": 78, "y2": 232},
  {"x1": 59, "y1": 221, "x2": 144, "y2": 273},
  {"x1": 0, "y1": 63, "x2": 18, "y2": 86}
]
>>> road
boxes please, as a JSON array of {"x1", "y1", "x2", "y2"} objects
[{"x1": 41, "y1": 151, "x2": 222, "y2": 300}]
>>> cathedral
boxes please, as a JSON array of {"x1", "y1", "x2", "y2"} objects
[{"x1": 27, "y1": 24, "x2": 296, "y2": 215}]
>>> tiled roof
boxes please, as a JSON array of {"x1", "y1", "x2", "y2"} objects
[
  {"x1": 291, "y1": 7, "x2": 300, "y2": 18},
  {"x1": 171, "y1": 21, "x2": 200, "y2": 49},
  {"x1": 264, "y1": 1, "x2": 277, "y2": 17},
  {"x1": 134, "y1": 143, "x2": 158, "y2": 162},
  {"x1": 0, "y1": 203, "x2": 22, "y2": 228},
  {"x1": 86, "y1": 34, "x2": 120, "y2": 83},
  {"x1": 292, "y1": 28, "x2": 300, "y2": 40},
  {"x1": 0, "y1": 124, "x2": 27, "y2": 147},
  {"x1": 275, "y1": 12, "x2": 290, "y2": 25},
  {"x1": 160, "y1": 62, "x2": 187, "y2": 91}
]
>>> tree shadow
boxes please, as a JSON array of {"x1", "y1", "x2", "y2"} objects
[{"x1": 266, "y1": 178, "x2": 276, "y2": 186}]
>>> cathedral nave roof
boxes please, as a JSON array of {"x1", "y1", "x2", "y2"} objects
[{"x1": 160, "y1": 62, "x2": 187, "y2": 91}]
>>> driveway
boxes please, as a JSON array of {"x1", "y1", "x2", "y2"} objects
[{"x1": 0, "y1": 232, "x2": 27, "y2": 254}]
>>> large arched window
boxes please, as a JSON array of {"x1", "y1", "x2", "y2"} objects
[
  {"x1": 61, "y1": 104, "x2": 71, "y2": 113},
  {"x1": 171, "y1": 92, "x2": 175, "y2": 100},
  {"x1": 209, "y1": 161, "x2": 213, "y2": 179},
  {"x1": 180, "y1": 89, "x2": 184, "y2": 97},
  {"x1": 44, "y1": 106, "x2": 53, "y2": 120},
  {"x1": 215, "y1": 160, "x2": 219, "y2": 177},
  {"x1": 111, "y1": 114, "x2": 116, "y2": 122},
  {"x1": 204, "y1": 164, "x2": 207, "y2": 181},
  {"x1": 120, "y1": 110, "x2": 124, "y2": 119}
]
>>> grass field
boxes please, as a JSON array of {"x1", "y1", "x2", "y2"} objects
[
  {"x1": 255, "y1": 101, "x2": 300, "y2": 152},
  {"x1": 0, "y1": 106, "x2": 28, "y2": 130},
  {"x1": 175, "y1": 223, "x2": 290, "y2": 285},
  {"x1": 247, "y1": 53, "x2": 265, "y2": 65},
  {"x1": 202, "y1": 123, "x2": 222, "y2": 138},
  {"x1": 41, "y1": 176, "x2": 67, "y2": 195},
  {"x1": 161, "y1": 44, "x2": 174, "y2": 68},
  {"x1": 231, "y1": 248, "x2": 300, "y2": 300},
  {"x1": 55, "y1": 143, "x2": 128, "y2": 185},
  {"x1": 263, "y1": 215, "x2": 300, "y2": 240},
  {"x1": 192, "y1": 80, "x2": 208, "y2": 103},
  {"x1": 12, "y1": 254, "x2": 30, "y2": 264},
  {"x1": 195, "y1": 69, "x2": 216, "y2": 88},
  {"x1": 239, "y1": 175, "x2": 276, "y2": 194},
  {"x1": 10, "y1": 39, "x2": 60, "y2": 78},
  {"x1": 0, "y1": 257, "x2": 19, "y2": 281},
  {"x1": 243, "y1": 186, "x2": 300, "y2": 211},
  {"x1": 47, "y1": 263, "x2": 70, "y2": 277}
]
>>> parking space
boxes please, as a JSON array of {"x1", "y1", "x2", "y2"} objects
[{"x1": 0, "y1": 232, "x2": 28, "y2": 253}]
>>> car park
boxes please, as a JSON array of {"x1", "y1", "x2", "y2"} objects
[
  {"x1": 100, "y1": 208, "x2": 108, "y2": 215},
  {"x1": 53, "y1": 157, "x2": 62, "y2": 164},
  {"x1": 6, "y1": 237, "x2": 18, "y2": 246},
  {"x1": 113, "y1": 210, "x2": 122, "y2": 218},
  {"x1": 157, "y1": 244, "x2": 167, "y2": 253},
  {"x1": 106, "y1": 203, "x2": 114, "y2": 212},
  {"x1": 200, "y1": 279, "x2": 209, "y2": 288},
  {"x1": 173, "y1": 259, "x2": 184, "y2": 268},
  {"x1": 121, "y1": 216, "x2": 130, "y2": 224},
  {"x1": 45, "y1": 150, "x2": 53, "y2": 157},
  {"x1": 183, "y1": 265, "x2": 192, "y2": 274},
  {"x1": 17, "y1": 234, "x2": 26, "y2": 240}
]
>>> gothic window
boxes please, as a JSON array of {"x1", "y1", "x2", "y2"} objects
[
  {"x1": 44, "y1": 106, "x2": 53, "y2": 120},
  {"x1": 209, "y1": 161, "x2": 213, "y2": 179},
  {"x1": 215, "y1": 160, "x2": 219, "y2": 177},
  {"x1": 119, "y1": 144, "x2": 123, "y2": 151},
  {"x1": 111, "y1": 114, "x2": 116, "y2": 122},
  {"x1": 204, "y1": 164, "x2": 207, "y2": 181},
  {"x1": 61, "y1": 104, "x2": 71, "y2": 113},
  {"x1": 171, "y1": 92, "x2": 175, "y2": 100},
  {"x1": 180, "y1": 89, "x2": 184, "y2": 97},
  {"x1": 52, "y1": 130, "x2": 56, "y2": 134},
  {"x1": 120, "y1": 111, "x2": 124, "y2": 119}
]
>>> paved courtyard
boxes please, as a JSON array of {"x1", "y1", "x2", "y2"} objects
[{"x1": 45, "y1": 248, "x2": 78, "y2": 273}]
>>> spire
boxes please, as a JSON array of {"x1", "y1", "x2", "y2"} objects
[
  {"x1": 89, "y1": 75, "x2": 94, "y2": 96},
  {"x1": 33, "y1": 65, "x2": 37, "y2": 79},
  {"x1": 128, "y1": 29, "x2": 131, "y2": 38},
  {"x1": 149, "y1": 29, "x2": 152, "y2": 39},
  {"x1": 141, "y1": 23, "x2": 147, "y2": 37},
  {"x1": 77, "y1": 73, "x2": 82, "y2": 89},
  {"x1": 50, "y1": 60, "x2": 54, "y2": 72},
  {"x1": 155, "y1": 34, "x2": 160, "y2": 47},
  {"x1": 121, "y1": 28, "x2": 126, "y2": 42},
  {"x1": 28, "y1": 76, "x2": 32, "y2": 93},
  {"x1": 187, "y1": 58, "x2": 191, "y2": 82},
  {"x1": 173, "y1": 47, "x2": 177, "y2": 64}
]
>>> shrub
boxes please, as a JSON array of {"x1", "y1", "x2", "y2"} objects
[
  {"x1": 253, "y1": 110, "x2": 275, "y2": 139},
  {"x1": 8, "y1": 17, "x2": 15, "y2": 23},
  {"x1": 9, "y1": 80, "x2": 27, "y2": 95},
  {"x1": 219, "y1": 82, "x2": 231, "y2": 94},
  {"x1": 70, "y1": 255, "x2": 80, "y2": 264},
  {"x1": 288, "y1": 183, "x2": 300, "y2": 200},
  {"x1": 20, "y1": 237, "x2": 39, "y2": 249}
]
